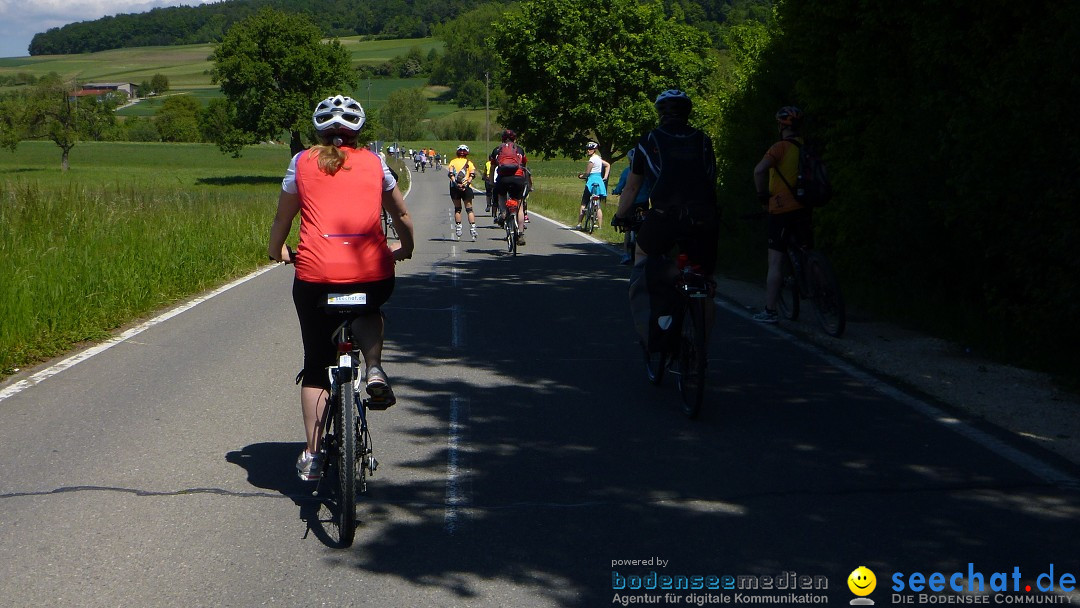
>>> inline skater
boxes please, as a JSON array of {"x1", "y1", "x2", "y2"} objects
[{"x1": 447, "y1": 144, "x2": 479, "y2": 240}]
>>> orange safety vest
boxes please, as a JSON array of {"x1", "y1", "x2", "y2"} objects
[{"x1": 293, "y1": 147, "x2": 394, "y2": 284}]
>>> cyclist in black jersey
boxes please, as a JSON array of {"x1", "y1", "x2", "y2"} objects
[
  {"x1": 614, "y1": 89, "x2": 719, "y2": 352},
  {"x1": 615, "y1": 90, "x2": 719, "y2": 272}
]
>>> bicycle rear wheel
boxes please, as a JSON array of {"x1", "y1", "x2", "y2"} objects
[
  {"x1": 807, "y1": 251, "x2": 846, "y2": 337},
  {"x1": 777, "y1": 251, "x2": 800, "y2": 321},
  {"x1": 334, "y1": 369, "x2": 358, "y2": 546},
  {"x1": 677, "y1": 303, "x2": 707, "y2": 419},
  {"x1": 506, "y1": 213, "x2": 518, "y2": 255}
]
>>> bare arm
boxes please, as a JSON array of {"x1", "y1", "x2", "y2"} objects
[
  {"x1": 601, "y1": 159, "x2": 611, "y2": 181},
  {"x1": 382, "y1": 187, "x2": 415, "y2": 262},
  {"x1": 616, "y1": 172, "x2": 644, "y2": 218},
  {"x1": 268, "y1": 190, "x2": 300, "y2": 262},
  {"x1": 753, "y1": 155, "x2": 773, "y2": 202}
]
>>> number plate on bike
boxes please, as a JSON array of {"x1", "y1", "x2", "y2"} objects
[{"x1": 327, "y1": 293, "x2": 367, "y2": 306}]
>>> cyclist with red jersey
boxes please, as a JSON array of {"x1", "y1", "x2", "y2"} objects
[
  {"x1": 488, "y1": 129, "x2": 529, "y2": 246},
  {"x1": 268, "y1": 94, "x2": 414, "y2": 481}
]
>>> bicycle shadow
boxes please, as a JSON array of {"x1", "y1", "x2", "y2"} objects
[{"x1": 225, "y1": 441, "x2": 353, "y2": 548}]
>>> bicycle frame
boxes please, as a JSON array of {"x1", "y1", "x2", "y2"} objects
[{"x1": 778, "y1": 234, "x2": 846, "y2": 337}]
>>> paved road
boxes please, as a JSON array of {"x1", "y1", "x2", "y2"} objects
[{"x1": 2, "y1": 166, "x2": 1078, "y2": 607}]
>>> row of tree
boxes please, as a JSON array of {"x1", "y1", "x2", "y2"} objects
[
  {"x1": 710, "y1": 0, "x2": 1080, "y2": 378},
  {"x1": 27, "y1": 0, "x2": 490, "y2": 56}
]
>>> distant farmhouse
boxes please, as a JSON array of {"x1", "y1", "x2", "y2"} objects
[{"x1": 76, "y1": 82, "x2": 139, "y2": 100}]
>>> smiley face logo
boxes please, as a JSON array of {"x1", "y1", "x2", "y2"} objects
[{"x1": 848, "y1": 566, "x2": 877, "y2": 596}]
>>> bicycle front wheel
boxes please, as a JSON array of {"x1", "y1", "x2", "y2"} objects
[
  {"x1": 677, "y1": 303, "x2": 708, "y2": 419},
  {"x1": 777, "y1": 252, "x2": 800, "y2": 321},
  {"x1": 334, "y1": 370, "x2": 358, "y2": 546},
  {"x1": 807, "y1": 251, "x2": 846, "y2": 337}
]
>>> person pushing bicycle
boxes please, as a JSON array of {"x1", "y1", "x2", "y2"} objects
[
  {"x1": 268, "y1": 94, "x2": 415, "y2": 481},
  {"x1": 752, "y1": 106, "x2": 813, "y2": 324},
  {"x1": 613, "y1": 89, "x2": 719, "y2": 352}
]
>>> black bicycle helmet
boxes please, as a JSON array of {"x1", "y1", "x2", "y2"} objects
[{"x1": 501, "y1": 129, "x2": 517, "y2": 142}]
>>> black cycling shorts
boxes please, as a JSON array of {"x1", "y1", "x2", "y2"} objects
[
  {"x1": 636, "y1": 207, "x2": 719, "y2": 276},
  {"x1": 494, "y1": 175, "x2": 527, "y2": 201},
  {"x1": 292, "y1": 276, "x2": 394, "y2": 391},
  {"x1": 767, "y1": 208, "x2": 813, "y2": 253}
]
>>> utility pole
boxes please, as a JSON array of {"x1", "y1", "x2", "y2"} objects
[{"x1": 484, "y1": 71, "x2": 490, "y2": 149}]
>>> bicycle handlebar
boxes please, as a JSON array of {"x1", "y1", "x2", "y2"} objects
[{"x1": 269, "y1": 245, "x2": 297, "y2": 264}]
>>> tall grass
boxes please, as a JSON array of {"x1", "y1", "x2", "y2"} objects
[{"x1": 0, "y1": 141, "x2": 289, "y2": 376}]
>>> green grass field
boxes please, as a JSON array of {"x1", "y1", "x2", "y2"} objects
[{"x1": 1, "y1": 37, "x2": 451, "y2": 117}]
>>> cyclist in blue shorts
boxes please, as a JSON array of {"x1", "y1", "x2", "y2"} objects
[{"x1": 576, "y1": 141, "x2": 610, "y2": 230}]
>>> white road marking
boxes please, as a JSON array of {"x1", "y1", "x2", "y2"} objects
[{"x1": 0, "y1": 265, "x2": 278, "y2": 404}]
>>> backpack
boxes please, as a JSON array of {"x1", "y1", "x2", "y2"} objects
[
  {"x1": 495, "y1": 142, "x2": 524, "y2": 176},
  {"x1": 778, "y1": 138, "x2": 832, "y2": 208}
]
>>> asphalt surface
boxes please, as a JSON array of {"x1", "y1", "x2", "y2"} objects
[{"x1": 2, "y1": 166, "x2": 1078, "y2": 607}]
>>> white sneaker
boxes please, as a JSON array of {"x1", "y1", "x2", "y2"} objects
[{"x1": 296, "y1": 450, "x2": 324, "y2": 481}]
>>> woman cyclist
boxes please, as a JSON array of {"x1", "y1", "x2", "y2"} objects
[
  {"x1": 268, "y1": 94, "x2": 415, "y2": 481},
  {"x1": 576, "y1": 141, "x2": 610, "y2": 230}
]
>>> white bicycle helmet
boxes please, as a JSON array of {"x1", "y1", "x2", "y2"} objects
[
  {"x1": 312, "y1": 95, "x2": 366, "y2": 132},
  {"x1": 586, "y1": 141, "x2": 599, "y2": 150},
  {"x1": 456, "y1": 144, "x2": 470, "y2": 154}
]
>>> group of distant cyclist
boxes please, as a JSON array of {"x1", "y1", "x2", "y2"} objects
[{"x1": 268, "y1": 86, "x2": 819, "y2": 480}]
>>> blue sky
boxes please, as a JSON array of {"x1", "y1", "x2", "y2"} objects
[{"x1": 0, "y1": 0, "x2": 213, "y2": 58}]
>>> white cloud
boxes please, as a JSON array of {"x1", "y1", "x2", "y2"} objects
[{"x1": 0, "y1": 1, "x2": 212, "y2": 58}]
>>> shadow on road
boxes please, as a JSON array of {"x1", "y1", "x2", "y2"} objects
[{"x1": 240, "y1": 215, "x2": 1080, "y2": 604}]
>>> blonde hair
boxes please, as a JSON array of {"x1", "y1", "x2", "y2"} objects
[{"x1": 307, "y1": 142, "x2": 351, "y2": 176}]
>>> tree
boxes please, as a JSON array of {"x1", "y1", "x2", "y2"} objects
[
  {"x1": 431, "y1": 4, "x2": 506, "y2": 105},
  {"x1": 380, "y1": 88, "x2": 429, "y2": 140},
  {"x1": 490, "y1": 0, "x2": 712, "y2": 162},
  {"x1": 150, "y1": 73, "x2": 170, "y2": 95},
  {"x1": 155, "y1": 95, "x2": 202, "y2": 142},
  {"x1": 209, "y1": 8, "x2": 356, "y2": 156},
  {"x1": 20, "y1": 73, "x2": 119, "y2": 170},
  {"x1": 0, "y1": 93, "x2": 25, "y2": 151}
]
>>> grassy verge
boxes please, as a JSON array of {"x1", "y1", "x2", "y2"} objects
[{"x1": 0, "y1": 141, "x2": 292, "y2": 376}]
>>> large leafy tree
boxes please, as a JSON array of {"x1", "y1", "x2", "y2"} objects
[
  {"x1": 490, "y1": 0, "x2": 712, "y2": 162},
  {"x1": 17, "y1": 73, "x2": 119, "y2": 171},
  {"x1": 210, "y1": 8, "x2": 355, "y2": 156}
]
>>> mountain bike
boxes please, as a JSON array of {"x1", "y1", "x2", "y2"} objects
[
  {"x1": 776, "y1": 230, "x2": 845, "y2": 338},
  {"x1": 582, "y1": 191, "x2": 601, "y2": 234},
  {"x1": 314, "y1": 297, "x2": 380, "y2": 547},
  {"x1": 615, "y1": 216, "x2": 715, "y2": 418}
]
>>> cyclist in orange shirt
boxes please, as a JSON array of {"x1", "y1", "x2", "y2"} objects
[
  {"x1": 752, "y1": 106, "x2": 812, "y2": 324},
  {"x1": 268, "y1": 95, "x2": 414, "y2": 480}
]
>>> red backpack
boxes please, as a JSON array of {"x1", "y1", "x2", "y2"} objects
[{"x1": 495, "y1": 142, "x2": 524, "y2": 176}]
